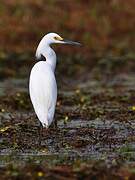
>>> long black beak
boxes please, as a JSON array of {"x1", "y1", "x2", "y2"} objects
[{"x1": 63, "y1": 39, "x2": 81, "y2": 46}]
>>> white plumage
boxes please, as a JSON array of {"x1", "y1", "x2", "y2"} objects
[
  {"x1": 29, "y1": 61, "x2": 57, "y2": 127},
  {"x1": 29, "y1": 32, "x2": 80, "y2": 128}
]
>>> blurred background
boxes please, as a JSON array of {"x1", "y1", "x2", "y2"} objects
[
  {"x1": 0, "y1": 0, "x2": 135, "y2": 84},
  {"x1": 0, "y1": 1, "x2": 135, "y2": 177}
]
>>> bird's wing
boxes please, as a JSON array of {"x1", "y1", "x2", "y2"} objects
[{"x1": 29, "y1": 62, "x2": 57, "y2": 127}]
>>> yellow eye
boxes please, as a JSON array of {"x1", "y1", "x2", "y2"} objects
[{"x1": 54, "y1": 36, "x2": 63, "y2": 41}]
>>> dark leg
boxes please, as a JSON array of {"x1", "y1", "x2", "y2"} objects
[
  {"x1": 51, "y1": 119, "x2": 57, "y2": 129},
  {"x1": 38, "y1": 122, "x2": 43, "y2": 146},
  {"x1": 54, "y1": 118, "x2": 57, "y2": 128}
]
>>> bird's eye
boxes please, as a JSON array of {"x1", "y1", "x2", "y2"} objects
[
  {"x1": 54, "y1": 36, "x2": 63, "y2": 41},
  {"x1": 54, "y1": 36, "x2": 58, "y2": 40}
]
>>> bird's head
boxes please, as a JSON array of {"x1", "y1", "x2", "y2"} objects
[
  {"x1": 43, "y1": 32, "x2": 81, "y2": 46},
  {"x1": 36, "y1": 32, "x2": 81, "y2": 61}
]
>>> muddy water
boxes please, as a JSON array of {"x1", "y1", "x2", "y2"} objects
[{"x1": 0, "y1": 69, "x2": 135, "y2": 167}]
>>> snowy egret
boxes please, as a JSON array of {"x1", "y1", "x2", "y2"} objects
[{"x1": 29, "y1": 32, "x2": 81, "y2": 128}]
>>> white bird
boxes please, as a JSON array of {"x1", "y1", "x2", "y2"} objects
[{"x1": 29, "y1": 32, "x2": 81, "y2": 128}]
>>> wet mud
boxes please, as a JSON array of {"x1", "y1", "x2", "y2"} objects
[{"x1": 0, "y1": 54, "x2": 135, "y2": 179}]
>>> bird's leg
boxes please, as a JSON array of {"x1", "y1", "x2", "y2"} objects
[
  {"x1": 52, "y1": 119, "x2": 57, "y2": 129},
  {"x1": 38, "y1": 122, "x2": 43, "y2": 146},
  {"x1": 49, "y1": 119, "x2": 57, "y2": 129},
  {"x1": 54, "y1": 118, "x2": 57, "y2": 128}
]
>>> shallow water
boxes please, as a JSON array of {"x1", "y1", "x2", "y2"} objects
[{"x1": 0, "y1": 58, "x2": 135, "y2": 168}]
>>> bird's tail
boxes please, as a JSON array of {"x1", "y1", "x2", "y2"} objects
[
  {"x1": 36, "y1": 108, "x2": 49, "y2": 128},
  {"x1": 47, "y1": 107, "x2": 55, "y2": 126}
]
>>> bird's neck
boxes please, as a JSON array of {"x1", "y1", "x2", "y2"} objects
[
  {"x1": 36, "y1": 44, "x2": 56, "y2": 72},
  {"x1": 44, "y1": 45, "x2": 56, "y2": 71}
]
